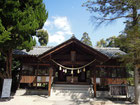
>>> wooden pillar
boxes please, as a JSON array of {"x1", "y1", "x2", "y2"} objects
[
  {"x1": 36, "y1": 63, "x2": 39, "y2": 89},
  {"x1": 18, "y1": 64, "x2": 23, "y2": 89},
  {"x1": 134, "y1": 65, "x2": 139, "y2": 104},
  {"x1": 93, "y1": 69, "x2": 96, "y2": 97},
  {"x1": 48, "y1": 67, "x2": 53, "y2": 96}
]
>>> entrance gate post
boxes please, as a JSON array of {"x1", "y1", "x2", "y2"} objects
[
  {"x1": 93, "y1": 69, "x2": 96, "y2": 97},
  {"x1": 48, "y1": 67, "x2": 53, "y2": 96}
]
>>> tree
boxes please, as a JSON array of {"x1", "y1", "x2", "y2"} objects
[
  {"x1": 36, "y1": 29, "x2": 49, "y2": 46},
  {"x1": 96, "y1": 38, "x2": 107, "y2": 47},
  {"x1": 115, "y1": 34, "x2": 128, "y2": 52},
  {"x1": 106, "y1": 36, "x2": 117, "y2": 47},
  {"x1": 83, "y1": 0, "x2": 140, "y2": 25},
  {"x1": 0, "y1": 0, "x2": 48, "y2": 78},
  {"x1": 83, "y1": 0, "x2": 140, "y2": 103},
  {"x1": 96, "y1": 36, "x2": 126, "y2": 48},
  {"x1": 81, "y1": 32, "x2": 93, "y2": 47}
]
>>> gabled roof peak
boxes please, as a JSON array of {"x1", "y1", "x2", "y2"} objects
[{"x1": 71, "y1": 34, "x2": 76, "y2": 39}]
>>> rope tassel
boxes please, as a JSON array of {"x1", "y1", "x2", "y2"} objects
[
  {"x1": 77, "y1": 69, "x2": 80, "y2": 74},
  {"x1": 71, "y1": 70, "x2": 73, "y2": 74},
  {"x1": 59, "y1": 66, "x2": 62, "y2": 71},
  {"x1": 83, "y1": 68, "x2": 86, "y2": 72}
]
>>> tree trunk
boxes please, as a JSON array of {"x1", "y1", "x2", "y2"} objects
[
  {"x1": 134, "y1": 65, "x2": 139, "y2": 104},
  {"x1": 5, "y1": 49, "x2": 13, "y2": 78}
]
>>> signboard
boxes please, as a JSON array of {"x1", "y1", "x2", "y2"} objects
[
  {"x1": 37, "y1": 76, "x2": 41, "y2": 82},
  {"x1": 96, "y1": 78, "x2": 100, "y2": 84},
  {"x1": 1, "y1": 79, "x2": 12, "y2": 98},
  {"x1": 46, "y1": 76, "x2": 53, "y2": 83}
]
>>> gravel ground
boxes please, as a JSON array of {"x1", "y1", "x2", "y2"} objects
[{"x1": 0, "y1": 95, "x2": 136, "y2": 105}]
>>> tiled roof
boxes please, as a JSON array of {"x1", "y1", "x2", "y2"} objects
[
  {"x1": 14, "y1": 46, "x2": 126, "y2": 58},
  {"x1": 94, "y1": 47, "x2": 126, "y2": 58},
  {"x1": 13, "y1": 46, "x2": 53, "y2": 56}
]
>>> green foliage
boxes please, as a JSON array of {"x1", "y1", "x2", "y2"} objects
[
  {"x1": 96, "y1": 38, "x2": 106, "y2": 47},
  {"x1": 106, "y1": 36, "x2": 117, "y2": 47},
  {"x1": 83, "y1": 0, "x2": 140, "y2": 103},
  {"x1": 123, "y1": 25, "x2": 140, "y2": 65},
  {"x1": 96, "y1": 36, "x2": 122, "y2": 48},
  {"x1": 83, "y1": 0, "x2": 140, "y2": 25},
  {"x1": 0, "y1": 20, "x2": 11, "y2": 43},
  {"x1": 36, "y1": 29, "x2": 49, "y2": 46},
  {"x1": 127, "y1": 77, "x2": 134, "y2": 85},
  {"x1": 0, "y1": 0, "x2": 48, "y2": 51},
  {"x1": 0, "y1": 0, "x2": 48, "y2": 78},
  {"x1": 115, "y1": 34, "x2": 128, "y2": 52},
  {"x1": 81, "y1": 32, "x2": 93, "y2": 47}
]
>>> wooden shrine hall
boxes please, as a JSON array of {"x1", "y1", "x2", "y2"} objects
[{"x1": 14, "y1": 36, "x2": 128, "y2": 96}]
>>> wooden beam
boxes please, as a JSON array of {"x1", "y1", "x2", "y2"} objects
[
  {"x1": 39, "y1": 41, "x2": 74, "y2": 59},
  {"x1": 71, "y1": 51, "x2": 76, "y2": 62},
  {"x1": 74, "y1": 41, "x2": 109, "y2": 61},
  {"x1": 96, "y1": 65, "x2": 123, "y2": 68},
  {"x1": 48, "y1": 67, "x2": 53, "y2": 96},
  {"x1": 52, "y1": 54, "x2": 94, "y2": 60},
  {"x1": 24, "y1": 63, "x2": 50, "y2": 66},
  {"x1": 59, "y1": 61, "x2": 89, "y2": 65}
]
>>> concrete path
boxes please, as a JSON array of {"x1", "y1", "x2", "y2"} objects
[{"x1": 0, "y1": 95, "x2": 136, "y2": 105}]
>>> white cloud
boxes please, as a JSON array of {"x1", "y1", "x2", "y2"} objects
[
  {"x1": 53, "y1": 16, "x2": 72, "y2": 34},
  {"x1": 43, "y1": 20, "x2": 53, "y2": 30},
  {"x1": 43, "y1": 16, "x2": 73, "y2": 45},
  {"x1": 49, "y1": 32, "x2": 65, "y2": 44},
  {"x1": 44, "y1": 20, "x2": 51, "y2": 26}
]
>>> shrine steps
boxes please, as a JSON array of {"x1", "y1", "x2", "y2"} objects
[{"x1": 51, "y1": 84, "x2": 93, "y2": 99}]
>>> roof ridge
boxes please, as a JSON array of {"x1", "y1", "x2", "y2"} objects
[
  {"x1": 94, "y1": 47, "x2": 120, "y2": 50},
  {"x1": 33, "y1": 46, "x2": 54, "y2": 48}
]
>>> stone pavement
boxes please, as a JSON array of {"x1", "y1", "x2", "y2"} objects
[{"x1": 0, "y1": 95, "x2": 137, "y2": 105}]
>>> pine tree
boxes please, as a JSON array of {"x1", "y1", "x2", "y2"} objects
[
  {"x1": 83, "y1": 0, "x2": 140, "y2": 103},
  {"x1": 96, "y1": 38, "x2": 107, "y2": 47},
  {"x1": 81, "y1": 32, "x2": 93, "y2": 47},
  {"x1": 0, "y1": 0, "x2": 48, "y2": 78},
  {"x1": 36, "y1": 29, "x2": 49, "y2": 46}
]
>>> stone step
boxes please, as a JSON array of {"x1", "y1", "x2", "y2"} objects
[
  {"x1": 53, "y1": 84, "x2": 91, "y2": 88},
  {"x1": 51, "y1": 89, "x2": 91, "y2": 93},
  {"x1": 51, "y1": 84, "x2": 94, "y2": 98},
  {"x1": 52, "y1": 84, "x2": 91, "y2": 92},
  {"x1": 52, "y1": 87, "x2": 91, "y2": 90},
  {"x1": 52, "y1": 84, "x2": 91, "y2": 90}
]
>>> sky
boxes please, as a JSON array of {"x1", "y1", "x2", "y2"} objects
[{"x1": 42, "y1": 0, "x2": 126, "y2": 46}]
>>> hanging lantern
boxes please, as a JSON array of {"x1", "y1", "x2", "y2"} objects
[
  {"x1": 83, "y1": 68, "x2": 86, "y2": 72},
  {"x1": 59, "y1": 66, "x2": 62, "y2": 71},
  {"x1": 71, "y1": 70, "x2": 73, "y2": 74},
  {"x1": 77, "y1": 69, "x2": 80, "y2": 74}
]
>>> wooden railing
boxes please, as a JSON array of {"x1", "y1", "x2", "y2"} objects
[
  {"x1": 109, "y1": 84, "x2": 128, "y2": 98},
  {"x1": 20, "y1": 76, "x2": 36, "y2": 83},
  {"x1": 20, "y1": 76, "x2": 53, "y2": 83}
]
